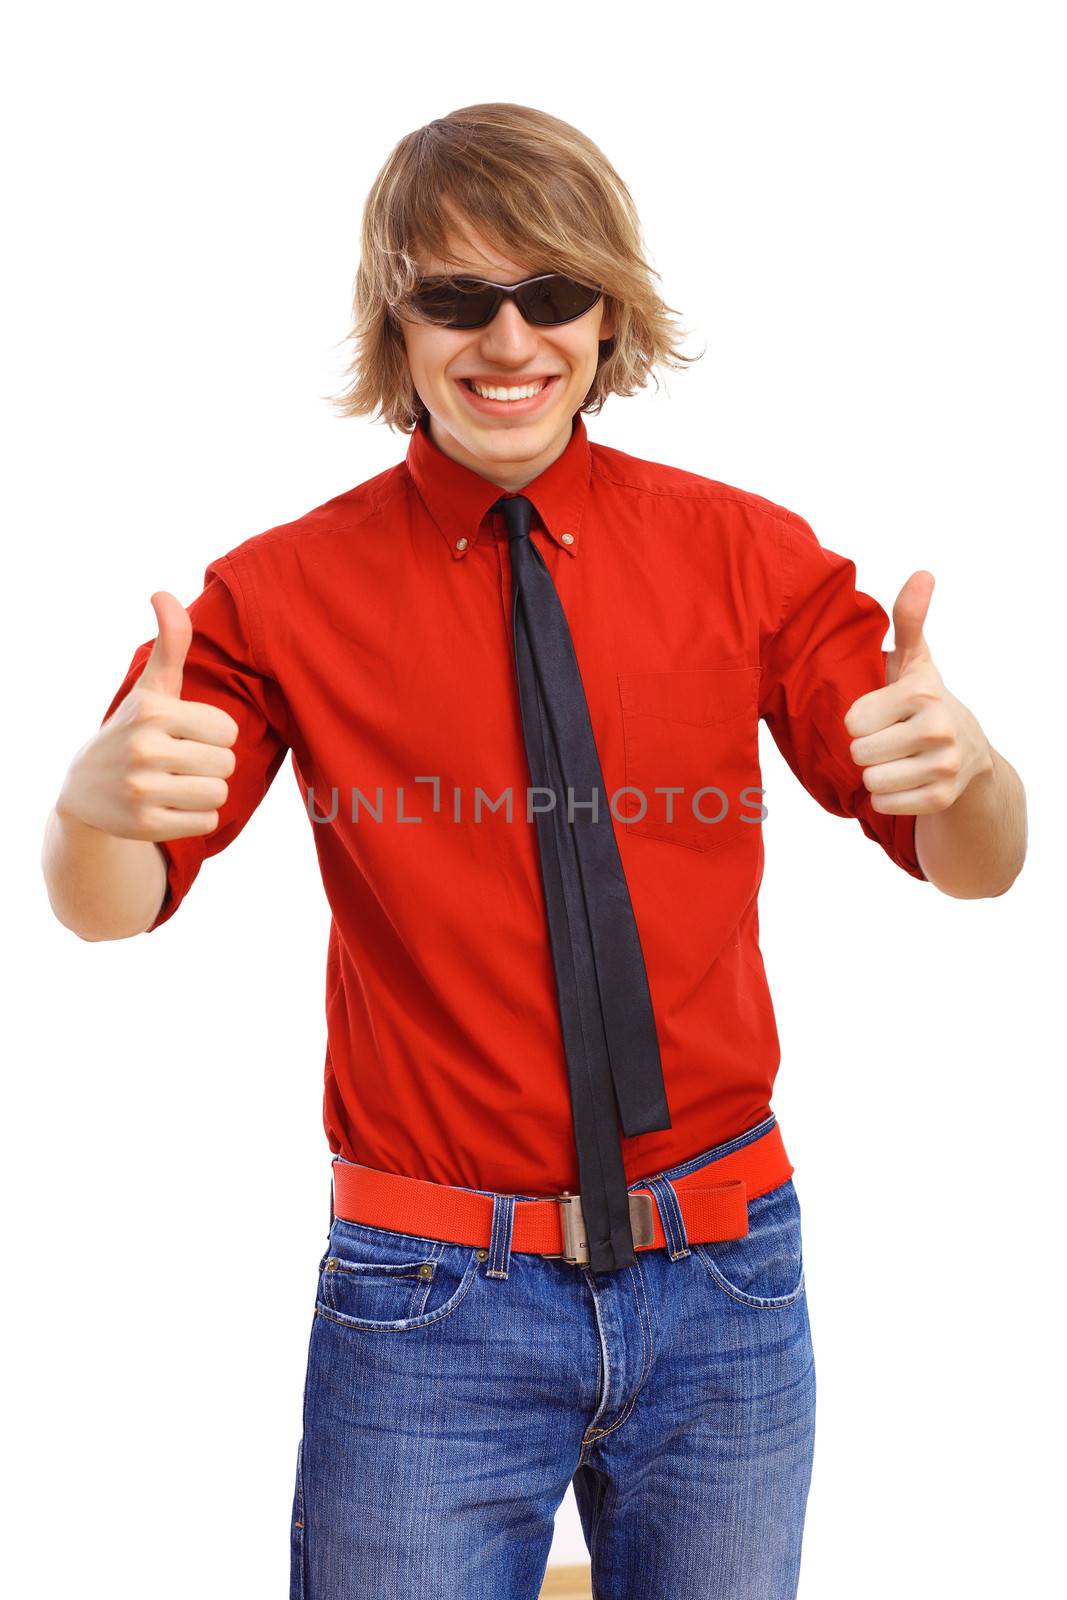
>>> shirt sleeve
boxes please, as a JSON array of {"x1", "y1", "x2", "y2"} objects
[
  {"x1": 98, "y1": 553, "x2": 292, "y2": 930},
  {"x1": 758, "y1": 510, "x2": 927, "y2": 881}
]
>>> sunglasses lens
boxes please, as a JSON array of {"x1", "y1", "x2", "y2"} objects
[
  {"x1": 520, "y1": 275, "x2": 601, "y2": 325},
  {"x1": 410, "y1": 278, "x2": 497, "y2": 328}
]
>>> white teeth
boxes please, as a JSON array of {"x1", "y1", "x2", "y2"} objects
[{"x1": 469, "y1": 380, "x2": 548, "y2": 401}]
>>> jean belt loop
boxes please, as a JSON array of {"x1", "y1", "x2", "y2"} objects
[
  {"x1": 643, "y1": 1175, "x2": 691, "y2": 1260},
  {"x1": 486, "y1": 1193, "x2": 516, "y2": 1280}
]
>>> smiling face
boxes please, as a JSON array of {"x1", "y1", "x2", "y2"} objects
[{"x1": 397, "y1": 212, "x2": 615, "y2": 491}]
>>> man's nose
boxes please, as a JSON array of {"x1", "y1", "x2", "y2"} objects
[{"x1": 477, "y1": 298, "x2": 540, "y2": 359}]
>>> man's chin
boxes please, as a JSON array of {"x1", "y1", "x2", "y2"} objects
[{"x1": 444, "y1": 412, "x2": 564, "y2": 461}]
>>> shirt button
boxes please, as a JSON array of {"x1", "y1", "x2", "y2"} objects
[
  {"x1": 561, "y1": 532, "x2": 575, "y2": 545},
  {"x1": 455, "y1": 537, "x2": 469, "y2": 551}
]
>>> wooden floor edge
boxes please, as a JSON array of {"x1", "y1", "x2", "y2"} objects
[{"x1": 539, "y1": 1564, "x2": 593, "y2": 1597}]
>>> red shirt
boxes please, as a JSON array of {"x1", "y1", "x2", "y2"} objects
[{"x1": 101, "y1": 413, "x2": 926, "y2": 1194}]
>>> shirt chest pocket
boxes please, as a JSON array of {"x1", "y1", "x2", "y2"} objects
[{"x1": 617, "y1": 666, "x2": 763, "y2": 854}]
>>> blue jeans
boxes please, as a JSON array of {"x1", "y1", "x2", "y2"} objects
[{"x1": 290, "y1": 1113, "x2": 816, "y2": 1598}]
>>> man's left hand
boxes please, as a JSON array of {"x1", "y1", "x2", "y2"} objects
[{"x1": 843, "y1": 572, "x2": 994, "y2": 816}]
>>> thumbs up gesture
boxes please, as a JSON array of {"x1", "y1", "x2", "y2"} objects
[
  {"x1": 56, "y1": 592, "x2": 240, "y2": 842},
  {"x1": 843, "y1": 572, "x2": 993, "y2": 815}
]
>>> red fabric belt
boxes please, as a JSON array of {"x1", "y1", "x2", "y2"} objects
[{"x1": 330, "y1": 1121, "x2": 793, "y2": 1265}]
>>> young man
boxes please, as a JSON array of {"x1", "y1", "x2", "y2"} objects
[{"x1": 42, "y1": 103, "x2": 1026, "y2": 1599}]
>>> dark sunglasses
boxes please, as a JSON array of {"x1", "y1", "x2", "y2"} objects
[{"x1": 406, "y1": 272, "x2": 603, "y2": 330}]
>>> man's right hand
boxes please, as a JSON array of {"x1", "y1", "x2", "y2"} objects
[{"x1": 56, "y1": 591, "x2": 240, "y2": 842}]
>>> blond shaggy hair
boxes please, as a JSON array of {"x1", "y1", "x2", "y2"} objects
[{"x1": 329, "y1": 102, "x2": 703, "y2": 432}]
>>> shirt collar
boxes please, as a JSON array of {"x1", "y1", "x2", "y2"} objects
[{"x1": 405, "y1": 410, "x2": 591, "y2": 561}]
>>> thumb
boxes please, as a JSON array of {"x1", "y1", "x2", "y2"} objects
[
  {"x1": 887, "y1": 570, "x2": 935, "y2": 682},
  {"x1": 136, "y1": 591, "x2": 193, "y2": 699}
]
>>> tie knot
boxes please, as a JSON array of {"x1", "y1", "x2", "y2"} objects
[{"x1": 490, "y1": 494, "x2": 534, "y2": 542}]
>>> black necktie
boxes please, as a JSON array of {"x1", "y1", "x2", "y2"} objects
[{"x1": 491, "y1": 492, "x2": 672, "y2": 1274}]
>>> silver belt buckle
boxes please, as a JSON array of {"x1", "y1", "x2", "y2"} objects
[{"x1": 557, "y1": 1189, "x2": 655, "y2": 1265}]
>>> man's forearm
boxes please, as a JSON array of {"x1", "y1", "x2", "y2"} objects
[
  {"x1": 913, "y1": 746, "x2": 1026, "y2": 899},
  {"x1": 42, "y1": 806, "x2": 169, "y2": 941}
]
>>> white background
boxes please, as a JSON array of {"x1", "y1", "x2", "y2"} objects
[{"x1": 6, "y1": 2, "x2": 1062, "y2": 1594}]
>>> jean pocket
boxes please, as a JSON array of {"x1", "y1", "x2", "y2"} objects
[
  {"x1": 314, "y1": 1217, "x2": 483, "y2": 1332},
  {"x1": 693, "y1": 1177, "x2": 806, "y2": 1308},
  {"x1": 617, "y1": 666, "x2": 763, "y2": 854}
]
